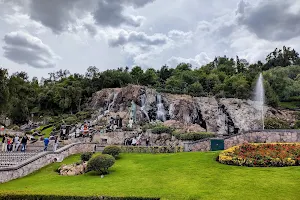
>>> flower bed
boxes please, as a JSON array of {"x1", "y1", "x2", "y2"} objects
[{"x1": 218, "y1": 143, "x2": 300, "y2": 167}]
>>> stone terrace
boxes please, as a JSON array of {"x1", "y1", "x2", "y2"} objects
[{"x1": 0, "y1": 152, "x2": 38, "y2": 168}]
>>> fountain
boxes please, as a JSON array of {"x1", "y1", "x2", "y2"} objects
[
  {"x1": 156, "y1": 94, "x2": 166, "y2": 121},
  {"x1": 140, "y1": 94, "x2": 150, "y2": 121},
  {"x1": 254, "y1": 73, "x2": 265, "y2": 129}
]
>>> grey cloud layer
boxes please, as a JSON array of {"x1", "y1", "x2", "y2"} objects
[
  {"x1": 28, "y1": 0, "x2": 155, "y2": 33},
  {"x1": 3, "y1": 31, "x2": 59, "y2": 68},
  {"x1": 238, "y1": 0, "x2": 300, "y2": 41}
]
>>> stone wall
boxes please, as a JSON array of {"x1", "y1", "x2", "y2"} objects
[
  {"x1": 0, "y1": 143, "x2": 97, "y2": 183},
  {"x1": 184, "y1": 130, "x2": 300, "y2": 152}
]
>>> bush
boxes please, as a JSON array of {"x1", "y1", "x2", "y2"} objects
[
  {"x1": 87, "y1": 154, "x2": 115, "y2": 175},
  {"x1": 12, "y1": 125, "x2": 19, "y2": 131},
  {"x1": 120, "y1": 146, "x2": 183, "y2": 154},
  {"x1": 294, "y1": 120, "x2": 300, "y2": 129},
  {"x1": 0, "y1": 194, "x2": 160, "y2": 200},
  {"x1": 76, "y1": 111, "x2": 92, "y2": 121},
  {"x1": 103, "y1": 145, "x2": 121, "y2": 158},
  {"x1": 172, "y1": 132, "x2": 215, "y2": 141},
  {"x1": 218, "y1": 143, "x2": 300, "y2": 167},
  {"x1": 151, "y1": 126, "x2": 173, "y2": 134},
  {"x1": 81, "y1": 152, "x2": 93, "y2": 162},
  {"x1": 64, "y1": 116, "x2": 78, "y2": 125},
  {"x1": 264, "y1": 117, "x2": 290, "y2": 129}
]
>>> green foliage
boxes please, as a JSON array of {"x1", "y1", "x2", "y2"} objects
[
  {"x1": 81, "y1": 152, "x2": 93, "y2": 162},
  {"x1": 172, "y1": 132, "x2": 215, "y2": 141},
  {"x1": 0, "y1": 195, "x2": 159, "y2": 200},
  {"x1": 151, "y1": 126, "x2": 173, "y2": 134},
  {"x1": 264, "y1": 117, "x2": 290, "y2": 129},
  {"x1": 87, "y1": 154, "x2": 115, "y2": 175},
  {"x1": 64, "y1": 116, "x2": 78, "y2": 125},
  {"x1": 12, "y1": 125, "x2": 19, "y2": 131},
  {"x1": 102, "y1": 146, "x2": 121, "y2": 158},
  {"x1": 120, "y1": 146, "x2": 183, "y2": 153},
  {"x1": 294, "y1": 120, "x2": 300, "y2": 129}
]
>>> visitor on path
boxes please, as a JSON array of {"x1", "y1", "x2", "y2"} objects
[
  {"x1": 44, "y1": 137, "x2": 49, "y2": 151},
  {"x1": 1, "y1": 134, "x2": 8, "y2": 152},
  {"x1": 132, "y1": 137, "x2": 137, "y2": 146},
  {"x1": 53, "y1": 136, "x2": 58, "y2": 151},
  {"x1": 7, "y1": 137, "x2": 13, "y2": 152},
  {"x1": 21, "y1": 135, "x2": 28, "y2": 152},
  {"x1": 146, "y1": 138, "x2": 150, "y2": 146},
  {"x1": 13, "y1": 135, "x2": 20, "y2": 151}
]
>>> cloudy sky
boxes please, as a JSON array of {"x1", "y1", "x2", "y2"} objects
[{"x1": 0, "y1": 0, "x2": 300, "y2": 78}]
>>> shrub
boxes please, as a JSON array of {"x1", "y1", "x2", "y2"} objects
[
  {"x1": 87, "y1": 154, "x2": 115, "y2": 175},
  {"x1": 172, "y1": 132, "x2": 215, "y2": 141},
  {"x1": 294, "y1": 120, "x2": 300, "y2": 129},
  {"x1": 218, "y1": 143, "x2": 300, "y2": 167},
  {"x1": 12, "y1": 125, "x2": 19, "y2": 131},
  {"x1": 76, "y1": 111, "x2": 92, "y2": 121},
  {"x1": 81, "y1": 152, "x2": 93, "y2": 162},
  {"x1": 120, "y1": 146, "x2": 183, "y2": 154},
  {"x1": 64, "y1": 116, "x2": 78, "y2": 125},
  {"x1": 264, "y1": 117, "x2": 290, "y2": 129},
  {"x1": 0, "y1": 194, "x2": 160, "y2": 200},
  {"x1": 151, "y1": 126, "x2": 172, "y2": 134},
  {"x1": 103, "y1": 145, "x2": 121, "y2": 158}
]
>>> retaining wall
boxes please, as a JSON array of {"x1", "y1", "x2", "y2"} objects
[{"x1": 183, "y1": 130, "x2": 300, "y2": 151}]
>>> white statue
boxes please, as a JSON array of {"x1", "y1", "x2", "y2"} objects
[{"x1": 128, "y1": 118, "x2": 133, "y2": 128}]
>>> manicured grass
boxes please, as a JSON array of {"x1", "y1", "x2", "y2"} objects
[
  {"x1": 0, "y1": 152, "x2": 299, "y2": 200},
  {"x1": 41, "y1": 126, "x2": 53, "y2": 138},
  {"x1": 279, "y1": 101, "x2": 300, "y2": 109}
]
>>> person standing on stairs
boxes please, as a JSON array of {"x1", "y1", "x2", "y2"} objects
[{"x1": 44, "y1": 137, "x2": 49, "y2": 151}]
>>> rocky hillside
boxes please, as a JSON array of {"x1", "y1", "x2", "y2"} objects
[{"x1": 90, "y1": 85, "x2": 296, "y2": 136}]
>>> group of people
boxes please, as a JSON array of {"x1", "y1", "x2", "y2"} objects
[
  {"x1": 1, "y1": 134, "x2": 28, "y2": 152},
  {"x1": 107, "y1": 115, "x2": 123, "y2": 131}
]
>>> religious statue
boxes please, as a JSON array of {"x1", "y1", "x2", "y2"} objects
[{"x1": 130, "y1": 100, "x2": 136, "y2": 123}]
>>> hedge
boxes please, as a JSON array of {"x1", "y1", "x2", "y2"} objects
[
  {"x1": 0, "y1": 195, "x2": 160, "y2": 200},
  {"x1": 172, "y1": 132, "x2": 215, "y2": 141},
  {"x1": 151, "y1": 126, "x2": 173, "y2": 134},
  {"x1": 120, "y1": 146, "x2": 183, "y2": 153},
  {"x1": 264, "y1": 117, "x2": 290, "y2": 129}
]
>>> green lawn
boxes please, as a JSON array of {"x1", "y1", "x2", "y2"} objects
[
  {"x1": 0, "y1": 152, "x2": 300, "y2": 200},
  {"x1": 41, "y1": 126, "x2": 54, "y2": 138},
  {"x1": 279, "y1": 101, "x2": 300, "y2": 109}
]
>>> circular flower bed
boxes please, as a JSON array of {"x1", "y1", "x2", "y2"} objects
[{"x1": 218, "y1": 143, "x2": 300, "y2": 167}]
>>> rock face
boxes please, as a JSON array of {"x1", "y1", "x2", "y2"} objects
[
  {"x1": 59, "y1": 162, "x2": 87, "y2": 176},
  {"x1": 90, "y1": 85, "x2": 296, "y2": 136}
]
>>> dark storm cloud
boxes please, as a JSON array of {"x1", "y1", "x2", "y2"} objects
[
  {"x1": 3, "y1": 31, "x2": 59, "y2": 68},
  {"x1": 237, "y1": 0, "x2": 300, "y2": 41},
  {"x1": 108, "y1": 30, "x2": 168, "y2": 47},
  {"x1": 27, "y1": 0, "x2": 155, "y2": 33}
]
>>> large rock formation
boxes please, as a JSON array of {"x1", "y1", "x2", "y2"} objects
[{"x1": 90, "y1": 85, "x2": 296, "y2": 136}]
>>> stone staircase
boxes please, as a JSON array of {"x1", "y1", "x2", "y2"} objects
[{"x1": 0, "y1": 152, "x2": 38, "y2": 168}]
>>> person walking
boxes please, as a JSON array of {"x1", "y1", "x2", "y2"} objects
[
  {"x1": 146, "y1": 137, "x2": 150, "y2": 147},
  {"x1": 53, "y1": 136, "x2": 58, "y2": 151},
  {"x1": 13, "y1": 135, "x2": 20, "y2": 151},
  {"x1": 7, "y1": 137, "x2": 12, "y2": 152},
  {"x1": 44, "y1": 137, "x2": 49, "y2": 151},
  {"x1": 21, "y1": 135, "x2": 28, "y2": 152},
  {"x1": 1, "y1": 134, "x2": 8, "y2": 152}
]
